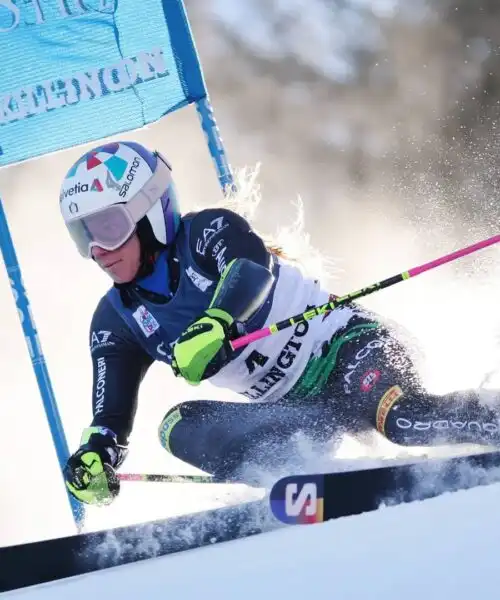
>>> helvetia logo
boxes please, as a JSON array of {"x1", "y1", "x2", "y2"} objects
[{"x1": 61, "y1": 179, "x2": 103, "y2": 200}]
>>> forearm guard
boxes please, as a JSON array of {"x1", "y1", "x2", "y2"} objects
[{"x1": 209, "y1": 258, "x2": 274, "y2": 322}]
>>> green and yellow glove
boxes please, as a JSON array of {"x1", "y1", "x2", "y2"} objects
[
  {"x1": 172, "y1": 308, "x2": 235, "y2": 385},
  {"x1": 64, "y1": 426, "x2": 121, "y2": 506}
]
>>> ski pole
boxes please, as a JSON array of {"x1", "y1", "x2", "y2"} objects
[
  {"x1": 118, "y1": 473, "x2": 218, "y2": 483},
  {"x1": 117, "y1": 473, "x2": 263, "y2": 486},
  {"x1": 231, "y1": 233, "x2": 500, "y2": 351}
]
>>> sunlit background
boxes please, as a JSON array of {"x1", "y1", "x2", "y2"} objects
[{"x1": 3, "y1": 0, "x2": 500, "y2": 546}]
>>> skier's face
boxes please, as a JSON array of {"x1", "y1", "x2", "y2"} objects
[{"x1": 91, "y1": 233, "x2": 141, "y2": 283}]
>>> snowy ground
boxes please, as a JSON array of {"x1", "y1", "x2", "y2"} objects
[{"x1": 6, "y1": 480, "x2": 500, "y2": 600}]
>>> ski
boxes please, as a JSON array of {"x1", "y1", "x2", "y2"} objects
[
  {"x1": 269, "y1": 448, "x2": 500, "y2": 524},
  {"x1": 0, "y1": 497, "x2": 273, "y2": 592}
]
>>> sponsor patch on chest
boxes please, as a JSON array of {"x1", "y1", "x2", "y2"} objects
[
  {"x1": 186, "y1": 266, "x2": 213, "y2": 292},
  {"x1": 132, "y1": 305, "x2": 160, "y2": 338}
]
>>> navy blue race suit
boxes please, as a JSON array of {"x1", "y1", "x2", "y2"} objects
[{"x1": 86, "y1": 208, "x2": 500, "y2": 481}]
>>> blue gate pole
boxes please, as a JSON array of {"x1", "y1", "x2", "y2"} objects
[
  {"x1": 195, "y1": 96, "x2": 237, "y2": 194},
  {"x1": 0, "y1": 197, "x2": 85, "y2": 531}
]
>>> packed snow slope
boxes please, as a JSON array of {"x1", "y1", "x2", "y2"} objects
[{"x1": 6, "y1": 481, "x2": 500, "y2": 600}]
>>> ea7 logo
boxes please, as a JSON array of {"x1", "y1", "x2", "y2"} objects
[
  {"x1": 90, "y1": 330, "x2": 115, "y2": 353},
  {"x1": 195, "y1": 217, "x2": 228, "y2": 255},
  {"x1": 285, "y1": 482, "x2": 318, "y2": 517}
]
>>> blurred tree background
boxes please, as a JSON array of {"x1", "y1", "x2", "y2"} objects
[{"x1": 181, "y1": 0, "x2": 500, "y2": 252}]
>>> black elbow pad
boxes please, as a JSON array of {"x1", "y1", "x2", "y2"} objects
[{"x1": 210, "y1": 258, "x2": 274, "y2": 322}]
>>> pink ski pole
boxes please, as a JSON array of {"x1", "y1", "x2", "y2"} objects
[{"x1": 231, "y1": 234, "x2": 500, "y2": 351}]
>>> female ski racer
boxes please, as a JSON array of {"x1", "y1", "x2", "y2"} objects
[{"x1": 60, "y1": 141, "x2": 500, "y2": 506}]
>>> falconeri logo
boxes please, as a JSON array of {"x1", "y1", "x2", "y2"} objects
[{"x1": 0, "y1": 48, "x2": 169, "y2": 126}]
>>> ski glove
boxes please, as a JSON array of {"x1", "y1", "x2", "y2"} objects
[
  {"x1": 172, "y1": 308, "x2": 235, "y2": 385},
  {"x1": 64, "y1": 427, "x2": 122, "y2": 506}
]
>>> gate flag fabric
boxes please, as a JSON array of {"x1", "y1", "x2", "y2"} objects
[{"x1": 0, "y1": 0, "x2": 207, "y2": 167}]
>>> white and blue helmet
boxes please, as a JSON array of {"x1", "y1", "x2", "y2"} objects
[{"x1": 59, "y1": 141, "x2": 181, "y2": 258}]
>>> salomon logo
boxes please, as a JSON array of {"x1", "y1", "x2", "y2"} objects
[{"x1": 119, "y1": 157, "x2": 141, "y2": 198}]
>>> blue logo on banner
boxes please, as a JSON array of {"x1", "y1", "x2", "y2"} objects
[{"x1": 0, "y1": 0, "x2": 206, "y2": 167}]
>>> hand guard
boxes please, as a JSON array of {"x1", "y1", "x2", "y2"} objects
[
  {"x1": 171, "y1": 308, "x2": 235, "y2": 385},
  {"x1": 64, "y1": 426, "x2": 121, "y2": 506}
]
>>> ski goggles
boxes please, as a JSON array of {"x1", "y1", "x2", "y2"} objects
[{"x1": 66, "y1": 152, "x2": 173, "y2": 258}]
